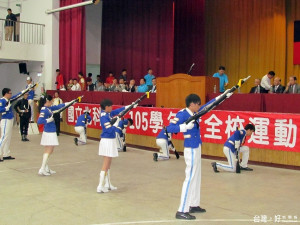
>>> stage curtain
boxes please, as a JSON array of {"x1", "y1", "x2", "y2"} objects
[
  {"x1": 205, "y1": 0, "x2": 286, "y2": 92},
  {"x1": 173, "y1": 0, "x2": 205, "y2": 75},
  {"x1": 59, "y1": 0, "x2": 86, "y2": 85},
  {"x1": 100, "y1": 0, "x2": 174, "y2": 81}
]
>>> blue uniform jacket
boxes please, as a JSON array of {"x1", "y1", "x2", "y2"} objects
[
  {"x1": 26, "y1": 84, "x2": 35, "y2": 100},
  {"x1": 156, "y1": 129, "x2": 172, "y2": 145},
  {"x1": 75, "y1": 114, "x2": 92, "y2": 127},
  {"x1": 224, "y1": 129, "x2": 246, "y2": 153},
  {"x1": 116, "y1": 119, "x2": 129, "y2": 137},
  {"x1": 164, "y1": 98, "x2": 216, "y2": 148},
  {"x1": 0, "y1": 93, "x2": 21, "y2": 119},
  {"x1": 37, "y1": 104, "x2": 65, "y2": 132},
  {"x1": 100, "y1": 107, "x2": 125, "y2": 139}
]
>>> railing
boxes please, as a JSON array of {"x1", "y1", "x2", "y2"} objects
[{"x1": 0, "y1": 19, "x2": 45, "y2": 45}]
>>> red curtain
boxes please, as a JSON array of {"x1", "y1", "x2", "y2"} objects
[
  {"x1": 173, "y1": 0, "x2": 205, "y2": 75},
  {"x1": 100, "y1": 0, "x2": 174, "y2": 81},
  {"x1": 59, "y1": 0, "x2": 86, "y2": 84}
]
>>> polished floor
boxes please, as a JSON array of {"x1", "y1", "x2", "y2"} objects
[{"x1": 0, "y1": 127, "x2": 299, "y2": 225}]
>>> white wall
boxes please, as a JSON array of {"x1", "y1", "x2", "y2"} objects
[
  {"x1": 0, "y1": 61, "x2": 43, "y2": 98},
  {"x1": 20, "y1": 0, "x2": 59, "y2": 91}
]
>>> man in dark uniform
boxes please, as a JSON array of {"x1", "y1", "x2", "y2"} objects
[{"x1": 14, "y1": 93, "x2": 31, "y2": 141}]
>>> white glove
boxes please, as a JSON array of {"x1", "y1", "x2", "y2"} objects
[
  {"x1": 5, "y1": 102, "x2": 11, "y2": 111},
  {"x1": 46, "y1": 115, "x2": 54, "y2": 123},
  {"x1": 226, "y1": 92, "x2": 233, "y2": 98},
  {"x1": 234, "y1": 140, "x2": 240, "y2": 149},
  {"x1": 179, "y1": 121, "x2": 194, "y2": 132},
  {"x1": 113, "y1": 117, "x2": 121, "y2": 127}
]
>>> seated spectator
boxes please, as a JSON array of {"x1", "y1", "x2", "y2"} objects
[
  {"x1": 95, "y1": 81, "x2": 105, "y2": 91},
  {"x1": 104, "y1": 83, "x2": 110, "y2": 91},
  {"x1": 71, "y1": 78, "x2": 81, "y2": 91},
  {"x1": 119, "y1": 69, "x2": 128, "y2": 83},
  {"x1": 249, "y1": 78, "x2": 266, "y2": 93},
  {"x1": 261, "y1": 71, "x2": 275, "y2": 92},
  {"x1": 127, "y1": 79, "x2": 136, "y2": 92},
  {"x1": 271, "y1": 77, "x2": 285, "y2": 93},
  {"x1": 284, "y1": 76, "x2": 300, "y2": 94},
  {"x1": 149, "y1": 78, "x2": 157, "y2": 93},
  {"x1": 88, "y1": 72, "x2": 93, "y2": 81},
  {"x1": 144, "y1": 68, "x2": 155, "y2": 87},
  {"x1": 67, "y1": 79, "x2": 73, "y2": 91},
  {"x1": 118, "y1": 78, "x2": 127, "y2": 92},
  {"x1": 95, "y1": 75, "x2": 102, "y2": 87},
  {"x1": 109, "y1": 79, "x2": 120, "y2": 92},
  {"x1": 86, "y1": 77, "x2": 95, "y2": 91},
  {"x1": 105, "y1": 72, "x2": 114, "y2": 84},
  {"x1": 78, "y1": 72, "x2": 86, "y2": 90},
  {"x1": 137, "y1": 78, "x2": 148, "y2": 93}
]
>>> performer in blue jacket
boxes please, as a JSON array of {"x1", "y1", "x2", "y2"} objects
[
  {"x1": 74, "y1": 111, "x2": 92, "y2": 145},
  {"x1": 165, "y1": 93, "x2": 232, "y2": 220},
  {"x1": 115, "y1": 118, "x2": 133, "y2": 152},
  {"x1": 37, "y1": 95, "x2": 66, "y2": 176},
  {"x1": 211, "y1": 124, "x2": 255, "y2": 173},
  {"x1": 153, "y1": 129, "x2": 176, "y2": 161},
  {"x1": 97, "y1": 99, "x2": 137, "y2": 193},
  {"x1": 0, "y1": 88, "x2": 22, "y2": 161}
]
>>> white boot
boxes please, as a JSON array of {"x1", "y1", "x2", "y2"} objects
[
  {"x1": 104, "y1": 169, "x2": 117, "y2": 190},
  {"x1": 97, "y1": 171, "x2": 109, "y2": 193},
  {"x1": 45, "y1": 164, "x2": 56, "y2": 174},
  {"x1": 38, "y1": 153, "x2": 51, "y2": 176}
]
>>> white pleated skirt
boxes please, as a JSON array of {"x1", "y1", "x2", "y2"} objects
[
  {"x1": 40, "y1": 132, "x2": 59, "y2": 146},
  {"x1": 98, "y1": 138, "x2": 118, "y2": 157}
]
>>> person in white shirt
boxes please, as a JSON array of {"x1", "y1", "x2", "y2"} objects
[
  {"x1": 260, "y1": 71, "x2": 275, "y2": 91},
  {"x1": 71, "y1": 79, "x2": 81, "y2": 91},
  {"x1": 150, "y1": 78, "x2": 157, "y2": 93}
]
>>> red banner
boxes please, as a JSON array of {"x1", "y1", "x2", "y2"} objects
[{"x1": 67, "y1": 103, "x2": 300, "y2": 152}]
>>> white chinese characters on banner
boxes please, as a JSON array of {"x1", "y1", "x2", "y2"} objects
[
  {"x1": 225, "y1": 115, "x2": 245, "y2": 138},
  {"x1": 149, "y1": 111, "x2": 163, "y2": 133},
  {"x1": 204, "y1": 114, "x2": 223, "y2": 139},
  {"x1": 91, "y1": 107, "x2": 101, "y2": 126},
  {"x1": 274, "y1": 119, "x2": 297, "y2": 147},
  {"x1": 68, "y1": 106, "x2": 75, "y2": 122},
  {"x1": 248, "y1": 117, "x2": 270, "y2": 145}
]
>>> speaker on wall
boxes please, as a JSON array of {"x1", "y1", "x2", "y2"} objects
[{"x1": 19, "y1": 63, "x2": 27, "y2": 74}]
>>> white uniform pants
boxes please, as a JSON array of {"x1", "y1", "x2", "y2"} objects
[
  {"x1": 75, "y1": 126, "x2": 86, "y2": 144},
  {"x1": 178, "y1": 145, "x2": 201, "y2": 212},
  {"x1": 28, "y1": 99, "x2": 34, "y2": 122},
  {"x1": 0, "y1": 119, "x2": 14, "y2": 157},
  {"x1": 156, "y1": 138, "x2": 171, "y2": 160},
  {"x1": 216, "y1": 146, "x2": 250, "y2": 172},
  {"x1": 116, "y1": 132, "x2": 124, "y2": 151}
]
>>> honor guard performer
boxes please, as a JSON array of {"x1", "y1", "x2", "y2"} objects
[
  {"x1": 14, "y1": 92, "x2": 31, "y2": 141},
  {"x1": 211, "y1": 124, "x2": 255, "y2": 173},
  {"x1": 97, "y1": 99, "x2": 137, "y2": 193},
  {"x1": 164, "y1": 94, "x2": 226, "y2": 220},
  {"x1": 37, "y1": 95, "x2": 68, "y2": 176},
  {"x1": 153, "y1": 129, "x2": 176, "y2": 161},
  {"x1": 115, "y1": 118, "x2": 133, "y2": 152},
  {"x1": 0, "y1": 88, "x2": 19, "y2": 161},
  {"x1": 74, "y1": 111, "x2": 92, "y2": 145},
  {"x1": 26, "y1": 77, "x2": 35, "y2": 122}
]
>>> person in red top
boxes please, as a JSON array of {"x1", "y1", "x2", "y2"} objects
[
  {"x1": 55, "y1": 69, "x2": 64, "y2": 90},
  {"x1": 105, "y1": 72, "x2": 114, "y2": 84},
  {"x1": 78, "y1": 72, "x2": 86, "y2": 91}
]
